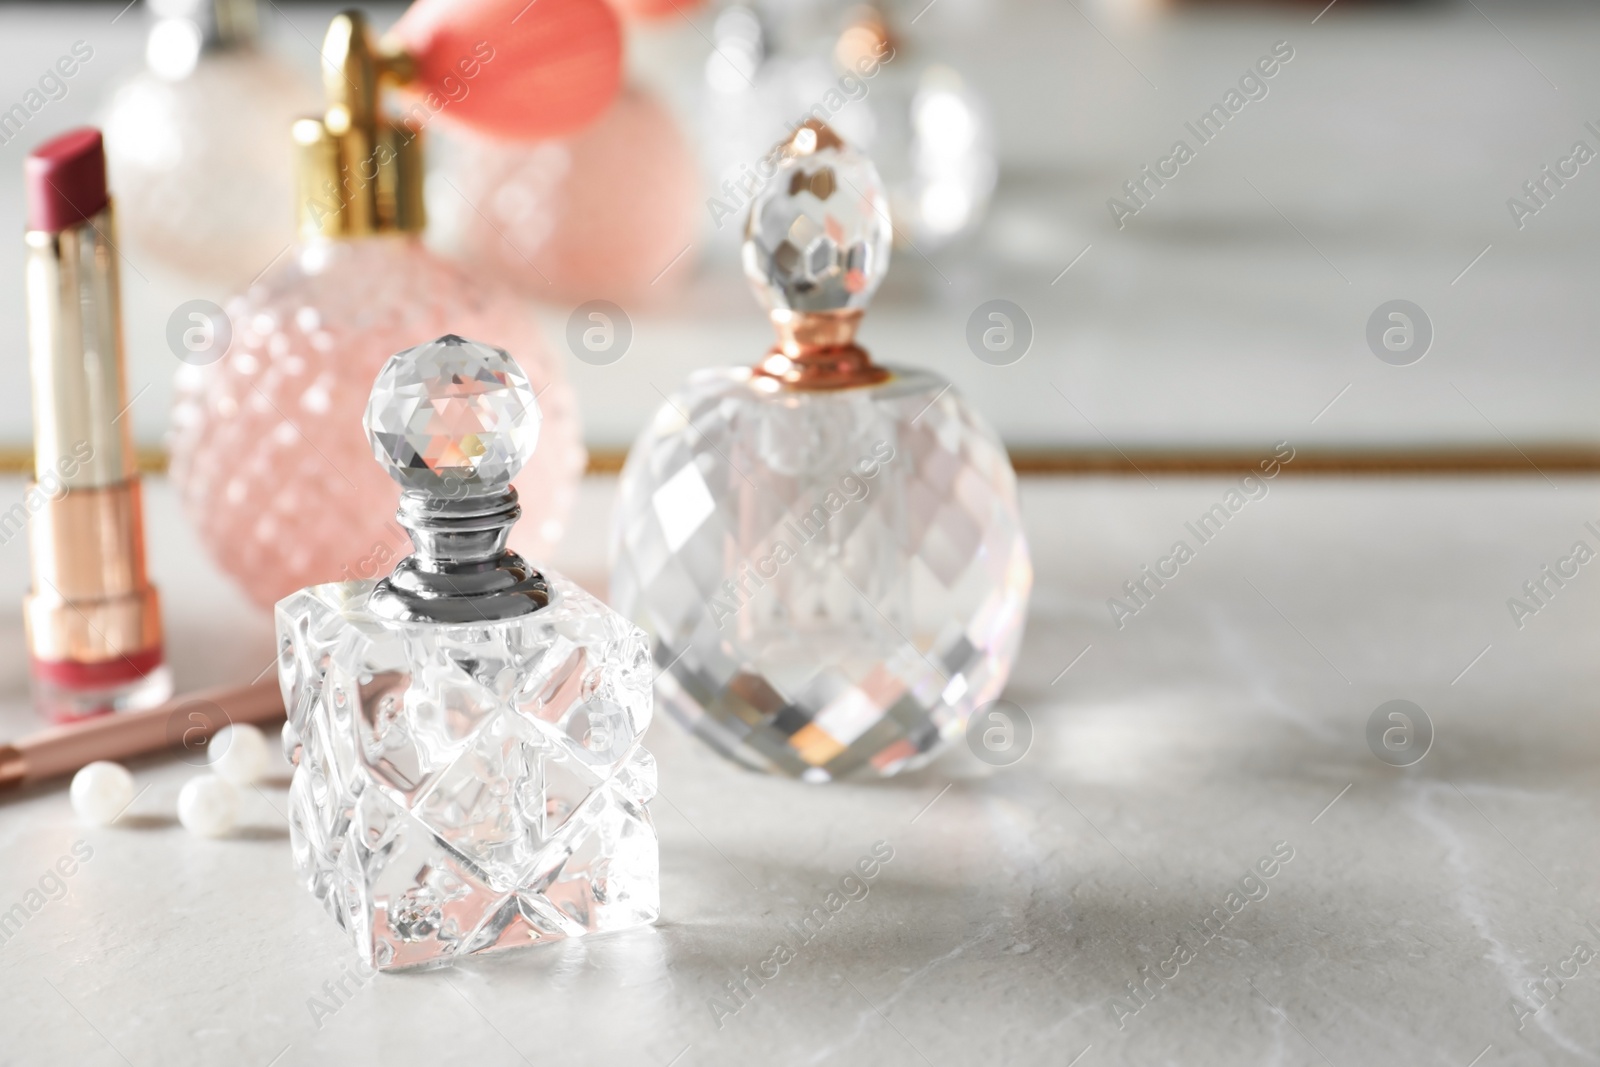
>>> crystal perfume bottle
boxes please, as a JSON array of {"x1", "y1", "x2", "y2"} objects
[
  {"x1": 610, "y1": 121, "x2": 1031, "y2": 781},
  {"x1": 279, "y1": 335, "x2": 658, "y2": 972},
  {"x1": 169, "y1": 9, "x2": 595, "y2": 611},
  {"x1": 101, "y1": 0, "x2": 318, "y2": 283}
]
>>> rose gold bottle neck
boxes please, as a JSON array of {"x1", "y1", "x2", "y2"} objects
[{"x1": 753, "y1": 309, "x2": 890, "y2": 390}]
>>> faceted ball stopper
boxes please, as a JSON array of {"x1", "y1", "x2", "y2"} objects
[
  {"x1": 364, "y1": 334, "x2": 541, "y2": 497},
  {"x1": 742, "y1": 120, "x2": 892, "y2": 313}
]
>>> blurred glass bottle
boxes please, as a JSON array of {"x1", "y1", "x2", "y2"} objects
[
  {"x1": 168, "y1": 10, "x2": 591, "y2": 611},
  {"x1": 698, "y1": 2, "x2": 996, "y2": 252},
  {"x1": 101, "y1": 0, "x2": 317, "y2": 285}
]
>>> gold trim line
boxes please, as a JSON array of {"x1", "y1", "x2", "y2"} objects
[{"x1": 0, "y1": 447, "x2": 1596, "y2": 479}]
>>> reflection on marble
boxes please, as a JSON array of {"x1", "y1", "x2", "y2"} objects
[{"x1": 0, "y1": 475, "x2": 1598, "y2": 1065}]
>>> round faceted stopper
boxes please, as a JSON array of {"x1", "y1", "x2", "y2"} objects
[
  {"x1": 742, "y1": 121, "x2": 892, "y2": 313},
  {"x1": 365, "y1": 334, "x2": 542, "y2": 496}
]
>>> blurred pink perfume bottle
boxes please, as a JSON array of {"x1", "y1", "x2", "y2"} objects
[
  {"x1": 441, "y1": 86, "x2": 700, "y2": 304},
  {"x1": 168, "y1": 1, "x2": 623, "y2": 610},
  {"x1": 603, "y1": 0, "x2": 704, "y2": 22}
]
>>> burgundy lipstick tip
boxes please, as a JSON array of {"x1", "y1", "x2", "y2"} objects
[{"x1": 25, "y1": 127, "x2": 109, "y2": 234}]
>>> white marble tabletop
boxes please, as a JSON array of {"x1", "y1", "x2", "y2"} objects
[{"x1": 1, "y1": 472, "x2": 1597, "y2": 1066}]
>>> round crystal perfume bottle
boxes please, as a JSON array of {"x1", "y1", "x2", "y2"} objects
[
  {"x1": 168, "y1": 11, "x2": 584, "y2": 611},
  {"x1": 610, "y1": 122, "x2": 1031, "y2": 781},
  {"x1": 101, "y1": 0, "x2": 318, "y2": 283}
]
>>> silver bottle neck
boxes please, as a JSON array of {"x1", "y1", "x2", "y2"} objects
[{"x1": 367, "y1": 487, "x2": 549, "y2": 624}]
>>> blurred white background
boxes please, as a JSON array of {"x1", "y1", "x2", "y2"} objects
[{"x1": 1, "y1": 0, "x2": 1597, "y2": 455}]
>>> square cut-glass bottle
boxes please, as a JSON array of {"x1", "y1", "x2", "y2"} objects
[{"x1": 278, "y1": 335, "x2": 657, "y2": 971}]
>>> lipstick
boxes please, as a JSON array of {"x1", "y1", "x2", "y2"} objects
[{"x1": 22, "y1": 128, "x2": 170, "y2": 721}]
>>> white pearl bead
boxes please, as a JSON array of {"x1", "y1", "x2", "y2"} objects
[
  {"x1": 177, "y1": 775, "x2": 238, "y2": 838},
  {"x1": 70, "y1": 761, "x2": 135, "y2": 825},
  {"x1": 209, "y1": 723, "x2": 269, "y2": 784}
]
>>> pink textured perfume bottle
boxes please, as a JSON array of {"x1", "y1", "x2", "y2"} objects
[
  {"x1": 440, "y1": 86, "x2": 700, "y2": 304},
  {"x1": 169, "y1": 4, "x2": 621, "y2": 609},
  {"x1": 602, "y1": 0, "x2": 704, "y2": 23}
]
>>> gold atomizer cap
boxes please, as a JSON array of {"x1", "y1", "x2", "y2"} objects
[{"x1": 293, "y1": 10, "x2": 424, "y2": 239}]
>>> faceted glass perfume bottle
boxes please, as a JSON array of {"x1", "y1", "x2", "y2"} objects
[
  {"x1": 101, "y1": 0, "x2": 318, "y2": 283},
  {"x1": 279, "y1": 335, "x2": 657, "y2": 972},
  {"x1": 168, "y1": 11, "x2": 584, "y2": 611},
  {"x1": 611, "y1": 122, "x2": 1031, "y2": 781}
]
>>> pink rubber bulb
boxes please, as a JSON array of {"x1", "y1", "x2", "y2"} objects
[{"x1": 391, "y1": 0, "x2": 624, "y2": 140}]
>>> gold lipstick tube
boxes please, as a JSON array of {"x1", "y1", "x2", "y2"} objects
[{"x1": 23, "y1": 177, "x2": 170, "y2": 721}]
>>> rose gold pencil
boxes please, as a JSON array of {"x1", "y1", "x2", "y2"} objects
[{"x1": 0, "y1": 678, "x2": 284, "y2": 791}]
